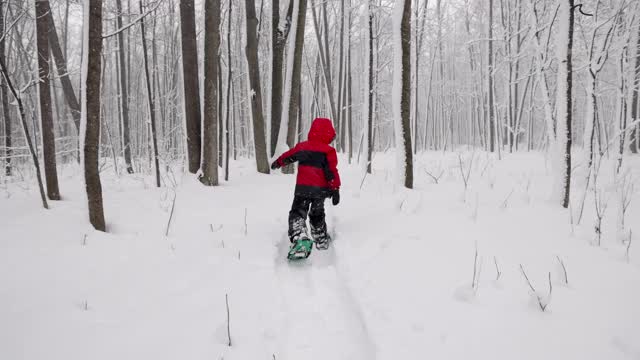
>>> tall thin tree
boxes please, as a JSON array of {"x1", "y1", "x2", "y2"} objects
[
  {"x1": 245, "y1": 0, "x2": 270, "y2": 174},
  {"x1": 35, "y1": 0, "x2": 60, "y2": 200},
  {"x1": 0, "y1": 2, "x2": 10, "y2": 177},
  {"x1": 81, "y1": 0, "x2": 106, "y2": 230},
  {"x1": 394, "y1": 0, "x2": 413, "y2": 188},
  {"x1": 115, "y1": 0, "x2": 134, "y2": 173}
]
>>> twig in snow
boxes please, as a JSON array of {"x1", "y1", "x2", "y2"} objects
[
  {"x1": 457, "y1": 152, "x2": 475, "y2": 201},
  {"x1": 210, "y1": 223, "x2": 223, "y2": 232},
  {"x1": 626, "y1": 230, "x2": 633, "y2": 263},
  {"x1": 359, "y1": 169, "x2": 369, "y2": 190},
  {"x1": 500, "y1": 188, "x2": 515, "y2": 209},
  {"x1": 244, "y1": 208, "x2": 248, "y2": 236},
  {"x1": 556, "y1": 256, "x2": 568, "y2": 285},
  {"x1": 226, "y1": 294, "x2": 232, "y2": 347},
  {"x1": 519, "y1": 264, "x2": 552, "y2": 312},
  {"x1": 472, "y1": 243, "x2": 479, "y2": 290},
  {"x1": 424, "y1": 167, "x2": 444, "y2": 184},
  {"x1": 494, "y1": 256, "x2": 501, "y2": 281},
  {"x1": 165, "y1": 193, "x2": 177, "y2": 237},
  {"x1": 82, "y1": 234, "x2": 87, "y2": 246}
]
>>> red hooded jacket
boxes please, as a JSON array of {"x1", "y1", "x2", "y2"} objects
[{"x1": 275, "y1": 118, "x2": 341, "y2": 198}]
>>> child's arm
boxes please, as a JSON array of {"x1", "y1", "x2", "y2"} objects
[
  {"x1": 273, "y1": 144, "x2": 301, "y2": 168},
  {"x1": 326, "y1": 148, "x2": 341, "y2": 190}
]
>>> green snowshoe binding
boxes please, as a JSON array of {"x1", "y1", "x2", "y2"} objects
[{"x1": 287, "y1": 238, "x2": 313, "y2": 260}]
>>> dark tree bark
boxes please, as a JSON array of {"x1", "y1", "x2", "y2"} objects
[
  {"x1": 337, "y1": 0, "x2": 345, "y2": 152},
  {"x1": 286, "y1": 0, "x2": 308, "y2": 153},
  {"x1": 200, "y1": 0, "x2": 220, "y2": 186},
  {"x1": 270, "y1": 1, "x2": 293, "y2": 156},
  {"x1": 82, "y1": 0, "x2": 106, "y2": 230},
  {"x1": 0, "y1": 3, "x2": 11, "y2": 177},
  {"x1": 225, "y1": 0, "x2": 232, "y2": 181},
  {"x1": 115, "y1": 0, "x2": 134, "y2": 173},
  {"x1": 245, "y1": 0, "x2": 270, "y2": 174},
  {"x1": 36, "y1": 0, "x2": 60, "y2": 200},
  {"x1": 488, "y1": 0, "x2": 495, "y2": 152},
  {"x1": 631, "y1": 23, "x2": 640, "y2": 154},
  {"x1": 400, "y1": 0, "x2": 413, "y2": 188},
  {"x1": 179, "y1": 0, "x2": 202, "y2": 173},
  {"x1": 366, "y1": 0, "x2": 374, "y2": 174},
  {"x1": 140, "y1": 1, "x2": 160, "y2": 187}
]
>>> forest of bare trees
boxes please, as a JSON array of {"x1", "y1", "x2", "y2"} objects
[{"x1": 0, "y1": 0, "x2": 639, "y2": 229}]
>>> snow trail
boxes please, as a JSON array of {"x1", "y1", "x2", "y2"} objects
[{"x1": 274, "y1": 234, "x2": 375, "y2": 360}]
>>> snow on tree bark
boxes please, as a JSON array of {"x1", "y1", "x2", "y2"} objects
[
  {"x1": 393, "y1": 0, "x2": 413, "y2": 189},
  {"x1": 0, "y1": 3, "x2": 10, "y2": 177},
  {"x1": 277, "y1": 0, "x2": 299, "y2": 171},
  {"x1": 553, "y1": 0, "x2": 574, "y2": 209}
]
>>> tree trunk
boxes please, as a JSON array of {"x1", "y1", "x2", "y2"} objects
[
  {"x1": 81, "y1": 0, "x2": 106, "y2": 230},
  {"x1": 245, "y1": 0, "x2": 270, "y2": 174},
  {"x1": 115, "y1": 0, "x2": 134, "y2": 173},
  {"x1": 554, "y1": 0, "x2": 573, "y2": 209},
  {"x1": 225, "y1": 0, "x2": 232, "y2": 181},
  {"x1": 286, "y1": 0, "x2": 307, "y2": 152},
  {"x1": 310, "y1": 0, "x2": 337, "y2": 123},
  {"x1": 366, "y1": 0, "x2": 374, "y2": 174},
  {"x1": 394, "y1": 0, "x2": 413, "y2": 188},
  {"x1": 0, "y1": 3, "x2": 11, "y2": 177},
  {"x1": 487, "y1": 0, "x2": 495, "y2": 152},
  {"x1": 179, "y1": 0, "x2": 202, "y2": 173},
  {"x1": 44, "y1": 1, "x2": 80, "y2": 134},
  {"x1": 271, "y1": 0, "x2": 294, "y2": 156},
  {"x1": 36, "y1": 0, "x2": 61, "y2": 200},
  {"x1": 631, "y1": 23, "x2": 640, "y2": 153},
  {"x1": 200, "y1": 0, "x2": 220, "y2": 186},
  {"x1": 140, "y1": 1, "x2": 161, "y2": 187}
]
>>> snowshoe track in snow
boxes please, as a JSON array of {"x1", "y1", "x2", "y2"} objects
[{"x1": 274, "y1": 232, "x2": 375, "y2": 360}]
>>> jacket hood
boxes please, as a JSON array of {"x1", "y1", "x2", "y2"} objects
[{"x1": 307, "y1": 118, "x2": 336, "y2": 144}]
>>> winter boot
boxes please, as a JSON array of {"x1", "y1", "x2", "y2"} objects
[{"x1": 311, "y1": 223, "x2": 331, "y2": 250}]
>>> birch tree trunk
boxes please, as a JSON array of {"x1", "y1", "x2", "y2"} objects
[
  {"x1": 200, "y1": 0, "x2": 220, "y2": 186},
  {"x1": 554, "y1": 0, "x2": 574, "y2": 209},
  {"x1": 36, "y1": 0, "x2": 61, "y2": 200},
  {"x1": 630, "y1": 23, "x2": 640, "y2": 153},
  {"x1": 81, "y1": 0, "x2": 106, "y2": 230},
  {"x1": 245, "y1": 0, "x2": 270, "y2": 174},
  {"x1": 179, "y1": 0, "x2": 202, "y2": 174},
  {"x1": 487, "y1": 0, "x2": 495, "y2": 152},
  {"x1": 394, "y1": 0, "x2": 413, "y2": 188}
]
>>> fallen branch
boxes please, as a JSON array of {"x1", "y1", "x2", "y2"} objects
[
  {"x1": 556, "y1": 256, "x2": 568, "y2": 285},
  {"x1": 520, "y1": 264, "x2": 552, "y2": 312}
]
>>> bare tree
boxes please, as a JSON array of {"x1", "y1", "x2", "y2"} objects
[
  {"x1": 0, "y1": 2, "x2": 10, "y2": 177},
  {"x1": 139, "y1": 0, "x2": 160, "y2": 187},
  {"x1": 488, "y1": 0, "x2": 496, "y2": 152},
  {"x1": 115, "y1": 0, "x2": 134, "y2": 173},
  {"x1": 245, "y1": 0, "x2": 270, "y2": 174},
  {"x1": 394, "y1": 0, "x2": 413, "y2": 188},
  {"x1": 36, "y1": 0, "x2": 60, "y2": 200},
  {"x1": 81, "y1": 0, "x2": 106, "y2": 230},
  {"x1": 200, "y1": 0, "x2": 220, "y2": 186},
  {"x1": 179, "y1": 0, "x2": 202, "y2": 174},
  {"x1": 270, "y1": 0, "x2": 293, "y2": 156},
  {"x1": 631, "y1": 22, "x2": 640, "y2": 154}
]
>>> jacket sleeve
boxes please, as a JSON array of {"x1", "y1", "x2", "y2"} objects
[
  {"x1": 326, "y1": 148, "x2": 341, "y2": 190},
  {"x1": 276, "y1": 144, "x2": 301, "y2": 167}
]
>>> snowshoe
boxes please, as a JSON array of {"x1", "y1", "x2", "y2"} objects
[{"x1": 287, "y1": 238, "x2": 313, "y2": 260}]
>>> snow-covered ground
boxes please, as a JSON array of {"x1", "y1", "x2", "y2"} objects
[{"x1": 1, "y1": 151, "x2": 639, "y2": 360}]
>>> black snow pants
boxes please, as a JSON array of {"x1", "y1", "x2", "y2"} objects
[{"x1": 288, "y1": 195, "x2": 327, "y2": 242}]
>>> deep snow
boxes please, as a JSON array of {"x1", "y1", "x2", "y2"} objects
[{"x1": 1, "y1": 151, "x2": 639, "y2": 359}]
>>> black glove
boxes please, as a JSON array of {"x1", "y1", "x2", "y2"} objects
[
  {"x1": 271, "y1": 160, "x2": 280, "y2": 170},
  {"x1": 331, "y1": 190, "x2": 340, "y2": 206}
]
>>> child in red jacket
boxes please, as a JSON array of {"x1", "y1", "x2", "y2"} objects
[{"x1": 271, "y1": 118, "x2": 341, "y2": 257}]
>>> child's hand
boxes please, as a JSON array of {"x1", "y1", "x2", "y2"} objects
[
  {"x1": 270, "y1": 161, "x2": 280, "y2": 170},
  {"x1": 332, "y1": 190, "x2": 340, "y2": 206}
]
